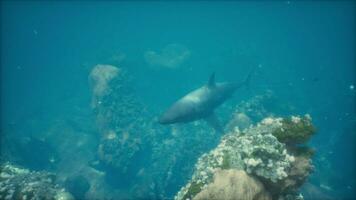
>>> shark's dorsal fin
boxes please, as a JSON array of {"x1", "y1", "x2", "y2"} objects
[{"x1": 208, "y1": 72, "x2": 216, "y2": 88}]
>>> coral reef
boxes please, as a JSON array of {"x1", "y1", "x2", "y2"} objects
[
  {"x1": 0, "y1": 162, "x2": 73, "y2": 200},
  {"x1": 175, "y1": 115, "x2": 315, "y2": 200}
]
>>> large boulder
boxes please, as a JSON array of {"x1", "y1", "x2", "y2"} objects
[{"x1": 194, "y1": 169, "x2": 271, "y2": 200}]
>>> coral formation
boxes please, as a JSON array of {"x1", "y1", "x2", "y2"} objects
[
  {"x1": 175, "y1": 115, "x2": 315, "y2": 200},
  {"x1": 0, "y1": 162, "x2": 73, "y2": 200}
]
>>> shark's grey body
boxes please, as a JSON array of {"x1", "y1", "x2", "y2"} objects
[{"x1": 159, "y1": 72, "x2": 252, "y2": 132}]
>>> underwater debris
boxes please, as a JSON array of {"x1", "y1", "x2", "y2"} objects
[
  {"x1": 175, "y1": 115, "x2": 315, "y2": 200},
  {"x1": 144, "y1": 43, "x2": 191, "y2": 69},
  {"x1": 0, "y1": 162, "x2": 73, "y2": 200}
]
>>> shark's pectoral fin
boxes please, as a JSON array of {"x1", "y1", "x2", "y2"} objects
[{"x1": 204, "y1": 112, "x2": 224, "y2": 133}]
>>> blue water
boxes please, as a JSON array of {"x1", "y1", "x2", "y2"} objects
[{"x1": 1, "y1": 1, "x2": 355, "y2": 199}]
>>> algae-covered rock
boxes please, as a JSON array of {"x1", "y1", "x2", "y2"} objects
[
  {"x1": 0, "y1": 162, "x2": 73, "y2": 200},
  {"x1": 175, "y1": 115, "x2": 315, "y2": 200},
  {"x1": 260, "y1": 155, "x2": 313, "y2": 199},
  {"x1": 271, "y1": 115, "x2": 315, "y2": 145},
  {"x1": 194, "y1": 169, "x2": 271, "y2": 200},
  {"x1": 89, "y1": 65, "x2": 150, "y2": 179},
  {"x1": 97, "y1": 132, "x2": 142, "y2": 174}
]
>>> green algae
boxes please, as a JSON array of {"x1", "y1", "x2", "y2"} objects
[
  {"x1": 221, "y1": 153, "x2": 231, "y2": 169},
  {"x1": 272, "y1": 116, "x2": 316, "y2": 145},
  {"x1": 182, "y1": 181, "x2": 204, "y2": 200}
]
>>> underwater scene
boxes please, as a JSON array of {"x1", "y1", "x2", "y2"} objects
[{"x1": 1, "y1": 1, "x2": 355, "y2": 200}]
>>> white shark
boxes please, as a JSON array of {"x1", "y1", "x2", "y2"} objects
[{"x1": 159, "y1": 70, "x2": 254, "y2": 132}]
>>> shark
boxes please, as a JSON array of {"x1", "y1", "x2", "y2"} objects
[{"x1": 158, "y1": 69, "x2": 254, "y2": 133}]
